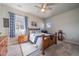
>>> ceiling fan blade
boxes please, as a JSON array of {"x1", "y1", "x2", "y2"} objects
[
  {"x1": 47, "y1": 3, "x2": 56, "y2": 6},
  {"x1": 34, "y1": 5, "x2": 41, "y2": 9},
  {"x1": 48, "y1": 7, "x2": 52, "y2": 10},
  {"x1": 42, "y1": 3, "x2": 47, "y2": 8},
  {"x1": 45, "y1": 7, "x2": 52, "y2": 10}
]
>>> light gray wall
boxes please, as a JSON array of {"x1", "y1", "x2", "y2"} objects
[
  {"x1": 0, "y1": 4, "x2": 9, "y2": 35},
  {"x1": 0, "y1": 4, "x2": 44, "y2": 36},
  {"x1": 45, "y1": 8, "x2": 79, "y2": 44}
]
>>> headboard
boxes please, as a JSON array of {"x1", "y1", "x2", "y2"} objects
[
  {"x1": 28, "y1": 28, "x2": 40, "y2": 30},
  {"x1": 28, "y1": 28, "x2": 40, "y2": 34}
]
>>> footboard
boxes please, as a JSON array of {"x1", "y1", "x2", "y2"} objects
[{"x1": 42, "y1": 34, "x2": 57, "y2": 55}]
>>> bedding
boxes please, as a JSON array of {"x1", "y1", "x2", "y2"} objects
[
  {"x1": 29, "y1": 33, "x2": 42, "y2": 43},
  {"x1": 29, "y1": 28, "x2": 57, "y2": 55},
  {"x1": 29, "y1": 33, "x2": 50, "y2": 48}
]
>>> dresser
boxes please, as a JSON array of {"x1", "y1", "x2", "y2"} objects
[{"x1": 0, "y1": 36, "x2": 8, "y2": 56}]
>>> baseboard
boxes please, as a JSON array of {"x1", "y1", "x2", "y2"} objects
[{"x1": 63, "y1": 39, "x2": 79, "y2": 46}]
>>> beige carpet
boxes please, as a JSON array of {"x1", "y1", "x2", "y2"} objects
[
  {"x1": 7, "y1": 38, "x2": 40, "y2": 56},
  {"x1": 20, "y1": 42, "x2": 39, "y2": 56},
  {"x1": 7, "y1": 42, "x2": 39, "y2": 56},
  {"x1": 7, "y1": 37, "x2": 79, "y2": 56},
  {"x1": 7, "y1": 44, "x2": 22, "y2": 56},
  {"x1": 29, "y1": 41, "x2": 79, "y2": 56}
]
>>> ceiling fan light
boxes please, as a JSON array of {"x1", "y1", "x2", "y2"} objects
[{"x1": 41, "y1": 8, "x2": 45, "y2": 12}]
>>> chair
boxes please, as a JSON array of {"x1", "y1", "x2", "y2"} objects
[{"x1": 18, "y1": 35, "x2": 28, "y2": 43}]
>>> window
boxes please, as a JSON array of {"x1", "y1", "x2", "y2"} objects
[
  {"x1": 15, "y1": 15, "x2": 26, "y2": 36},
  {"x1": 46, "y1": 23, "x2": 51, "y2": 28}
]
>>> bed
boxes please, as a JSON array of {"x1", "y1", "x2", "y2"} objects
[{"x1": 28, "y1": 28, "x2": 57, "y2": 55}]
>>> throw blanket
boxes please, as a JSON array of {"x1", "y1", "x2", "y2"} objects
[{"x1": 34, "y1": 36, "x2": 42, "y2": 44}]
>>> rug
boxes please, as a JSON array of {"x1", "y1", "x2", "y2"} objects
[
  {"x1": 29, "y1": 41, "x2": 79, "y2": 56},
  {"x1": 7, "y1": 42, "x2": 38, "y2": 56},
  {"x1": 7, "y1": 44, "x2": 22, "y2": 56},
  {"x1": 20, "y1": 42, "x2": 39, "y2": 56}
]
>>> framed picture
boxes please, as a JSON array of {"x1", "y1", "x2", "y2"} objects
[
  {"x1": 31, "y1": 21, "x2": 37, "y2": 27},
  {"x1": 3, "y1": 18, "x2": 9, "y2": 27}
]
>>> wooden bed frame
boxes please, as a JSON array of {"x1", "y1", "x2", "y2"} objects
[
  {"x1": 42, "y1": 33, "x2": 57, "y2": 55},
  {"x1": 28, "y1": 28, "x2": 57, "y2": 55}
]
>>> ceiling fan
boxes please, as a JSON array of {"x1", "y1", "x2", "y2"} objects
[{"x1": 35, "y1": 3, "x2": 55, "y2": 13}]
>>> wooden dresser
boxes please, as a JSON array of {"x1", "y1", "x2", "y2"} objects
[{"x1": 0, "y1": 36, "x2": 8, "y2": 56}]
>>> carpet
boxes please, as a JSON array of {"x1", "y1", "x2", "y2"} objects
[
  {"x1": 20, "y1": 42, "x2": 39, "y2": 56},
  {"x1": 7, "y1": 42, "x2": 39, "y2": 56},
  {"x1": 29, "y1": 41, "x2": 79, "y2": 56},
  {"x1": 7, "y1": 44, "x2": 22, "y2": 56}
]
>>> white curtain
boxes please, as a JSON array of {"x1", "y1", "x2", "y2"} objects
[{"x1": 15, "y1": 15, "x2": 26, "y2": 36}]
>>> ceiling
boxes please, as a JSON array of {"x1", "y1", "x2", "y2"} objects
[{"x1": 3, "y1": 3, "x2": 79, "y2": 19}]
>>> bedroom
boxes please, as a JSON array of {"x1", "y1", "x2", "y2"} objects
[{"x1": 0, "y1": 3, "x2": 79, "y2": 56}]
